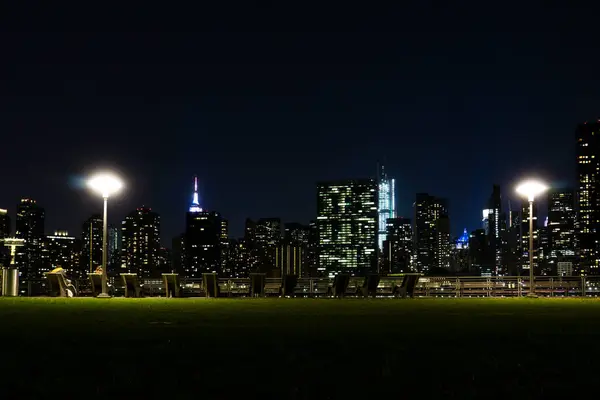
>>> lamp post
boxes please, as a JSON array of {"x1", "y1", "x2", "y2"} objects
[
  {"x1": 87, "y1": 173, "x2": 123, "y2": 298},
  {"x1": 516, "y1": 179, "x2": 548, "y2": 298}
]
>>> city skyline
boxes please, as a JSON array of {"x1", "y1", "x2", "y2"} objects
[
  {"x1": 0, "y1": 166, "x2": 573, "y2": 245},
  {"x1": 4, "y1": 5, "x2": 598, "y2": 243}
]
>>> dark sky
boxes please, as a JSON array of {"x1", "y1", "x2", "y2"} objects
[{"x1": 1, "y1": 2, "x2": 599, "y2": 244}]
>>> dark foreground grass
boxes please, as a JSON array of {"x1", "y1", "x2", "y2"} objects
[{"x1": 1, "y1": 298, "x2": 599, "y2": 399}]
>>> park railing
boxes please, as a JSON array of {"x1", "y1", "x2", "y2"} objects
[{"x1": 14, "y1": 274, "x2": 600, "y2": 298}]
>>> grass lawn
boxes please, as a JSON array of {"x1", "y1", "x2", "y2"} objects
[{"x1": 1, "y1": 297, "x2": 599, "y2": 398}]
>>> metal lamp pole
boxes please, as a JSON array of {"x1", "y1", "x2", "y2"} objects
[
  {"x1": 98, "y1": 195, "x2": 110, "y2": 297},
  {"x1": 528, "y1": 199, "x2": 535, "y2": 297}
]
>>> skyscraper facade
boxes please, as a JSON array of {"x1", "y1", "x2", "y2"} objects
[
  {"x1": 382, "y1": 217, "x2": 413, "y2": 274},
  {"x1": 317, "y1": 179, "x2": 378, "y2": 276},
  {"x1": 486, "y1": 185, "x2": 505, "y2": 275},
  {"x1": 15, "y1": 198, "x2": 45, "y2": 280},
  {"x1": 547, "y1": 188, "x2": 576, "y2": 272},
  {"x1": 183, "y1": 177, "x2": 224, "y2": 277},
  {"x1": 108, "y1": 225, "x2": 121, "y2": 271},
  {"x1": 255, "y1": 218, "x2": 282, "y2": 272},
  {"x1": 414, "y1": 193, "x2": 449, "y2": 272},
  {"x1": 279, "y1": 222, "x2": 309, "y2": 277},
  {"x1": 377, "y1": 164, "x2": 396, "y2": 251},
  {"x1": 121, "y1": 207, "x2": 160, "y2": 278},
  {"x1": 0, "y1": 208, "x2": 10, "y2": 238},
  {"x1": 81, "y1": 214, "x2": 103, "y2": 276},
  {"x1": 0, "y1": 208, "x2": 10, "y2": 267},
  {"x1": 576, "y1": 121, "x2": 600, "y2": 273},
  {"x1": 41, "y1": 231, "x2": 81, "y2": 277},
  {"x1": 184, "y1": 211, "x2": 224, "y2": 277},
  {"x1": 520, "y1": 199, "x2": 539, "y2": 273}
]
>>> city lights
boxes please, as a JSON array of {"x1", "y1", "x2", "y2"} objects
[
  {"x1": 88, "y1": 172, "x2": 124, "y2": 298},
  {"x1": 516, "y1": 180, "x2": 548, "y2": 202},
  {"x1": 87, "y1": 173, "x2": 123, "y2": 199},
  {"x1": 516, "y1": 178, "x2": 548, "y2": 297}
]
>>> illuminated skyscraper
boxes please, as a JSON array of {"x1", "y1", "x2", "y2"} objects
[
  {"x1": 414, "y1": 193, "x2": 449, "y2": 272},
  {"x1": 520, "y1": 199, "x2": 539, "y2": 273},
  {"x1": 0, "y1": 208, "x2": 10, "y2": 239},
  {"x1": 576, "y1": 121, "x2": 600, "y2": 273},
  {"x1": 15, "y1": 198, "x2": 45, "y2": 281},
  {"x1": 183, "y1": 177, "x2": 224, "y2": 277},
  {"x1": 0, "y1": 208, "x2": 10, "y2": 267},
  {"x1": 377, "y1": 164, "x2": 396, "y2": 250},
  {"x1": 547, "y1": 189, "x2": 576, "y2": 271},
  {"x1": 41, "y1": 231, "x2": 81, "y2": 278},
  {"x1": 487, "y1": 185, "x2": 504, "y2": 275},
  {"x1": 255, "y1": 218, "x2": 282, "y2": 272},
  {"x1": 382, "y1": 217, "x2": 413, "y2": 274},
  {"x1": 121, "y1": 206, "x2": 160, "y2": 278},
  {"x1": 81, "y1": 214, "x2": 103, "y2": 275},
  {"x1": 279, "y1": 222, "x2": 309, "y2": 277},
  {"x1": 108, "y1": 225, "x2": 121, "y2": 271},
  {"x1": 317, "y1": 179, "x2": 378, "y2": 276}
]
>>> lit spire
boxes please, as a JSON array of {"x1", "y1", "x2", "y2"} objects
[{"x1": 189, "y1": 175, "x2": 202, "y2": 212}]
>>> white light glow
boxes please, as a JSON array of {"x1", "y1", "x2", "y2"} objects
[
  {"x1": 516, "y1": 179, "x2": 548, "y2": 202},
  {"x1": 88, "y1": 173, "x2": 123, "y2": 198}
]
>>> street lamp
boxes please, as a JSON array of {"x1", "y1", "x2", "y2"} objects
[
  {"x1": 516, "y1": 179, "x2": 548, "y2": 298},
  {"x1": 87, "y1": 173, "x2": 123, "y2": 298}
]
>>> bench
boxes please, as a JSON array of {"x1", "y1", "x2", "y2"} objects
[
  {"x1": 203, "y1": 273, "x2": 219, "y2": 298},
  {"x1": 332, "y1": 274, "x2": 350, "y2": 298},
  {"x1": 281, "y1": 275, "x2": 298, "y2": 297},
  {"x1": 89, "y1": 273, "x2": 103, "y2": 297},
  {"x1": 162, "y1": 273, "x2": 181, "y2": 298},
  {"x1": 249, "y1": 273, "x2": 266, "y2": 297},
  {"x1": 359, "y1": 274, "x2": 380, "y2": 298},
  {"x1": 121, "y1": 273, "x2": 142, "y2": 298},
  {"x1": 393, "y1": 274, "x2": 420, "y2": 298},
  {"x1": 46, "y1": 272, "x2": 77, "y2": 297}
]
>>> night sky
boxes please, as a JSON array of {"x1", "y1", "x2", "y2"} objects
[{"x1": 2, "y1": 2, "x2": 599, "y2": 244}]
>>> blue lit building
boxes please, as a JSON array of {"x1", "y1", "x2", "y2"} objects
[
  {"x1": 377, "y1": 164, "x2": 396, "y2": 250},
  {"x1": 456, "y1": 228, "x2": 469, "y2": 249}
]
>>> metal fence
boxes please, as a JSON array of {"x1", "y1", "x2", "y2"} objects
[{"x1": 15, "y1": 275, "x2": 600, "y2": 298}]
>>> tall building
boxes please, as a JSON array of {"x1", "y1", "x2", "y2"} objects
[
  {"x1": 317, "y1": 179, "x2": 378, "y2": 276},
  {"x1": 306, "y1": 220, "x2": 319, "y2": 275},
  {"x1": 503, "y1": 207, "x2": 521, "y2": 275},
  {"x1": 414, "y1": 193, "x2": 449, "y2": 272},
  {"x1": 377, "y1": 164, "x2": 396, "y2": 251},
  {"x1": 279, "y1": 223, "x2": 310, "y2": 277},
  {"x1": 15, "y1": 198, "x2": 45, "y2": 280},
  {"x1": 41, "y1": 231, "x2": 81, "y2": 278},
  {"x1": 108, "y1": 225, "x2": 121, "y2": 271},
  {"x1": 520, "y1": 199, "x2": 539, "y2": 273},
  {"x1": 255, "y1": 218, "x2": 282, "y2": 273},
  {"x1": 183, "y1": 177, "x2": 223, "y2": 277},
  {"x1": 451, "y1": 228, "x2": 470, "y2": 273},
  {"x1": 0, "y1": 208, "x2": 10, "y2": 238},
  {"x1": 547, "y1": 189, "x2": 576, "y2": 273},
  {"x1": 382, "y1": 217, "x2": 413, "y2": 274},
  {"x1": 469, "y1": 229, "x2": 489, "y2": 275},
  {"x1": 576, "y1": 121, "x2": 600, "y2": 273},
  {"x1": 486, "y1": 185, "x2": 504, "y2": 275},
  {"x1": 157, "y1": 247, "x2": 172, "y2": 274},
  {"x1": 244, "y1": 218, "x2": 257, "y2": 271},
  {"x1": 0, "y1": 208, "x2": 10, "y2": 267},
  {"x1": 121, "y1": 206, "x2": 161, "y2": 278},
  {"x1": 81, "y1": 214, "x2": 103, "y2": 276}
]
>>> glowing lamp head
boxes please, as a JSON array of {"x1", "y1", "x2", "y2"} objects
[
  {"x1": 88, "y1": 173, "x2": 123, "y2": 198},
  {"x1": 516, "y1": 179, "x2": 548, "y2": 202}
]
